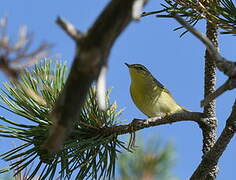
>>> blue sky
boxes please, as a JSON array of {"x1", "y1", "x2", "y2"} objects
[{"x1": 0, "y1": 0, "x2": 235, "y2": 179}]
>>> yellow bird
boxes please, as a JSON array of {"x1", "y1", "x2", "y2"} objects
[{"x1": 125, "y1": 63, "x2": 189, "y2": 117}]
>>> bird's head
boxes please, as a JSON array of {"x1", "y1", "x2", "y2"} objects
[{"x1": 125, "y1": 63, "x2": 152, "y2": 80}]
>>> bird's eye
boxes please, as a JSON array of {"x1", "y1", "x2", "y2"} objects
[{"x1": 137, "y1": 66, "x2": 144, "y2": 71}]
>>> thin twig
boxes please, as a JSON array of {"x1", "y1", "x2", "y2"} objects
[
  {"x1": 0, "y1": 16, "x2": 51, "y2": 79},
  {"x1": 173, "y1": 14, "x2": 222, "y2": 62},
  {"x1": 173, "y1": 13, "x2": 236, "y2": 78},
  {"x1": 56, "y1": 17, "x2": 83, "y2": 41},
  {"x1": 201, "y1": 78, "x2": 236, "y2": 107},
  {"x1": 141, "y1": 9, "x2": 167, "y2": 17}
]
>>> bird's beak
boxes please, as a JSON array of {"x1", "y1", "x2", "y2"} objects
[{"x1": 124, "y1": 63, "x2": 130, "y2": 68}]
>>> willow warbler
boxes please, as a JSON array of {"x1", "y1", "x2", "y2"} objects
[{"x1": 125, "y1": 63, "x2": 188, "y2": 117}]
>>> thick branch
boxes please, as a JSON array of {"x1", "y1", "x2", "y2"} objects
[
  {"x1": 42, "y1": 0, "x2": 148, "y2": 153},
  {"x1": 190, "y1": 100, "x2": 236, "y2": 180},
  {"x1": 200, "y1": 19, "x2": 218, "y2": 180},
  {"x1": 175, "y1": 12, "x2": 219, "y2": 180}
]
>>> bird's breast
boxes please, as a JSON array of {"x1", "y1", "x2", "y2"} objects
[
  {"x1": 130, "y1": 83, "x2": 182, "y2": 117},
  {"x1": 130, "y1": 83, "x2": 162, "y2": 116}
]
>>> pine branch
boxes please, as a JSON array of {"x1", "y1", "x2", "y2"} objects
[
  {"x1": 143, "y1": 0, "x2": 236, "y2": 35},
  {"x1": 201, "y1": 19, "x2": 218, "y2": 180},
  {"x1": 173, "y1": 3, "x2": 220, "y2": 178},
  {"x1": 0, "y1": 60, "x2": 125, "y2": 179},
  {"x1": 171, "y1": 4, "x2": 222, "y2": 179}
]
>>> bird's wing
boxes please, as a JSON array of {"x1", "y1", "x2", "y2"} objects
[
  {"x1": 152, "y1": 74, "x2": 190, "y2": 112},
  {"x1": 152, "y1": 77, "x2": 164, "y2": 89},
  {"x1": 152, "y1": 76, "x2": 175, "y2": 99}
]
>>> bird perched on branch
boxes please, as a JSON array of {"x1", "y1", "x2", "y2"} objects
[{"x1": 125, "y1": 63, "x2": 189, "y2": 117}]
